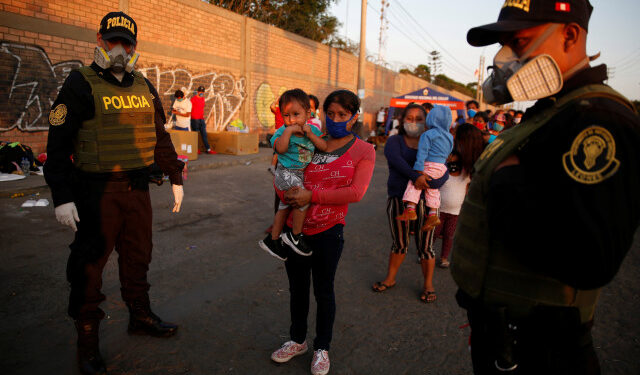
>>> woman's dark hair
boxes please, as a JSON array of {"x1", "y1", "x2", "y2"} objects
[
  {"x1": 453, "y1": 123, "x2": 485, "y2": 174},
  {"x1": 174, "y1": 90, "x2": 184, "y2": 98},
  {"x1": 397, "y1": 103, "x2": 428, "y2": 136},
  {"x1": 421, "y1": 102, "x2": 434, "y2": 112},
  {"x1": 473, "y1": 111, "x2": 490, "y2": 123},
  {"x1": 504, "y1": 113, "x2": 515, "y2": 130},
  {"x1": 279, "y1": 88, "x2": 310, "y2": 111},
  {"x1": 309, "y1": 94, "x2": 320, "y2": 110},
  {"x1": 322, "y1": 89, "x2": 360, "y2": 115}
]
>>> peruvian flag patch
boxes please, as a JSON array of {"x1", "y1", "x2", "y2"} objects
[{"x1": 555, "y1": 2, "x2": 571, "y2": 12}]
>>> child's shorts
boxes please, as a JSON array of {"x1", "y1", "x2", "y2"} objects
[{"x1": 274, "y1": 163, "x2": 305, "y2": 210}]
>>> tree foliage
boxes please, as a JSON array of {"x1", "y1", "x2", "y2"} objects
[
  {"x1": 399, "y1": 64, "x2": 431, "y2": 82},
  {"x1": 432, "y1": 74, "x2": 477, "y2": 98},
  {"x1": 210, "y1": 0, "x2": 340, "y2": 43}
]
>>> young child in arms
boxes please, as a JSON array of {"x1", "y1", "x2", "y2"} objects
[
  {"x1": 259, "y1": 89, "x2": 327, "y2": 260},
  {"x1": 396, "y1": 105, "x2": 453, "y2": 231}
]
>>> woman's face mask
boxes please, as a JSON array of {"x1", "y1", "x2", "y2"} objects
[
  {"x1": 176, "y1": 98, "x2": 184, "y2": 102},
  {"x1": 198, "y1": 92, "x2": 204, "y2": 97},
  {"x1": 403, "y1": 122, "x2": 425, "y2": 138},
  {"x1": 326, "y1": 114, "x2": 356, "y2": 138}
]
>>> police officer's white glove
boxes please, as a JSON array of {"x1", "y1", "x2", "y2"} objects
[
  {"x1": 172, "y1": 184, "x2": 184, "y2": 213},
  {"x1": 55, "y1": 202, "x2": 80, "y2": 231}
]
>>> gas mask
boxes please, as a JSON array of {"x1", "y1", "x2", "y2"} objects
[
  {"x1": 94, "y1": 43, "x2": 140, "y2": 74},
  {"x1": 482, "y1": 24, "x2": 589, "y2": 105}
]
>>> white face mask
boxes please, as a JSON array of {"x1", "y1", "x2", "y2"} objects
[
  {"x1": 94, "y1": 43, "x2": 140, "y2": 73},
  {"x1": 482, "y1": 24, "x2": 589, "y2": 105},
  {"x1": 404, "y1": 122, "x2": 425, "y2": 138}
]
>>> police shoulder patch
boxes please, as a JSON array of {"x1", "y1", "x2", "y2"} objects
[
  {"x1": 562, "y1": 126, "x2": 619, "y2": 185},
  {"x1": 49, "y1": 104, "x2": 67, "y2": 126}
]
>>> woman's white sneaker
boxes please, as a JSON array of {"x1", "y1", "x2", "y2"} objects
[
  {"x1": 271, "y1": 340, "x2": 308, "y2": 363},
  {"x1": 311, "y1": 349, "x2": 330, "y2": 375}
]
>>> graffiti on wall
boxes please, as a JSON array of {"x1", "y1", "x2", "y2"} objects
[
  {"x1": 139, "y1": 67, "x2": 246, "y2": 132},
  {"x1": 0, "y1": 41, "x2": 82, "y2": 132},
  {"x1": 255, "y1": 82, "x2": 287, "y2": 129}
]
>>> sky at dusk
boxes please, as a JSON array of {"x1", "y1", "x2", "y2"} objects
[{"x1": 329, "y1": 0, "x2": 640, "y2": 107}]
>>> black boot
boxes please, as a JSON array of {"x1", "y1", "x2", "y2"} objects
[
  {"x1": 127, "y1": 300, "x2": 178, "y2": 337},
  {"x1": 75, "y1": 319, "x2": 107, "y2": 375}
]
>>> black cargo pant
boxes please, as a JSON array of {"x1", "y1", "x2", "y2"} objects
[
  {"x1": 67, "y1": 179, "x2": 153, "y2": 320},
  {"x1": 457, "y1": 290, "x2": 601, "y2": 375}
]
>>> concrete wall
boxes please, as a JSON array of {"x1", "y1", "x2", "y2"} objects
[{"x1": 0, "y1": 0, "x2": 475, "y2": 153}]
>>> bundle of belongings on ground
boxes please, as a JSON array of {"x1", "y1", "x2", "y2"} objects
[{"x1": 0, "y1": 141, "x2": 42, "y2": 174}]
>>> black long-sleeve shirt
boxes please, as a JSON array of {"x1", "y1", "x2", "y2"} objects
[
  {"x1": 44, "y1": 63, "x2": 184, "y2": 207},
  {"x1": 487, "y1": 64, "x2": 640, "y2": 289}
]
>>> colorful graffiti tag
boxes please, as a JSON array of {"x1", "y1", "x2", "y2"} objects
[
  {"x1": 0, "y1": 41, "x2": 82, "y2": 132},
  {"x1": 255, "y1": 82, "x2": 287, "y2": 129},
  {"x1": 139, "y1": 67, "x2": 246, "y2": 132}
]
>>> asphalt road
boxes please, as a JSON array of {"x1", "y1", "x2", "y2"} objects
[{"x1": 1, "y1": 150, "x2": 638, "y2": 374}]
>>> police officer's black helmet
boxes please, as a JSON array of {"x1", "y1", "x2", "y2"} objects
[{"x1": 467, "y1": 0, "x2": 593, "y2": 47}]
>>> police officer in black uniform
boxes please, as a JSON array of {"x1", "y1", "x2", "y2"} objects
[
  {"x1": 45, "y1": 12, "x2": 185, "y2": 375},
  {"x1": 451, "y1": 1, "x2": 640, "y2": 374}
]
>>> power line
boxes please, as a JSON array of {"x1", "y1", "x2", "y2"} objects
[
  {"x1": 382, "y1": 4, "x2": 474, "y2": 80},
  {"x1": 393, "y1": 0, "x2": 476, "y2": 74}
]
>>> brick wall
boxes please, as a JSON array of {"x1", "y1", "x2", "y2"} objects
[{"x1": 0, "y1": 0, "x2": 475, "y2": 153}]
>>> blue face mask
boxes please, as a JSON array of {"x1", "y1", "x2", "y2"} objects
[
  {"x1": 468, "y1": 109, "x2": 477, "y2": 118},
  {"x1": 176, "y1": 98, "x2": 184, "y2": 102},
  {"x1": 326, "y1": 114, "x2": 356, "y2": 138},
  {"x1": 198, "y1": 92, "x2": 204, "y2": 97},
  {"x1": 493, "y1": 123, "x2": 504, "y2": 132}
]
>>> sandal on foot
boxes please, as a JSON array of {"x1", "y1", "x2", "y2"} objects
[
  {"x1": 372, "y1": 281, "x2": 396, "y2": 293},
  {"x1": 438, "y1": 259, "x2": 450, "y2": 268},
  {"x1": 420, "y1": 290, "x2": 437, "y2": 303}
]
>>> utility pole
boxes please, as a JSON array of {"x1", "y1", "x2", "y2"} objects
[
  {"x1": 476, "y1": 55, "x2": 485, "y2": 105},
  {"x1": 377, "y1": 0, "x2": 389, "y2": 64},
  {"x1": 357, "y1": 0, "x2": 367, "y2": 100}
]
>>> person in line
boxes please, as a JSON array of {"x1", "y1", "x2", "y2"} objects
[
  {"x1": 259, "y1": 89, "x2": 327, "y2": 260},
  {"x1": 171, "y1": 90, "x2": 191, "y2": 131},
  {"x1": 308, "y1": 94, "x2": 323, "y2": 130},
  {"x1": 372, "y1": 103, "x2": 449, "y2": 303},
  {"x1": 44, "y1": 11, "x2": 184, "y2": 375},
  {"x1": 190, "y1": 85, "x2": 216, "y2": 154},
  {"x1": 376, "y1": 106, "x2": 386, "y2": 135},
  {"x1": 434, "y1": 124, "x2": 484, "y2": 268},
  {"x1": 270, "y1": 90, "x2": 375, "y2": 375},
  {"x1": 453, "y1": 0, "x2": 640, "y2": 373},
  {"x1": 395, "y1": 105, "x2": 454, "y2": 232},
  {"x1": 268, "y1": 96, "x2": 285, "y2": 175}
]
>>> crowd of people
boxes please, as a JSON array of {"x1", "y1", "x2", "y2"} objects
[{"x1": 44, "y1": 1, "x2": 640, "y2": 374}]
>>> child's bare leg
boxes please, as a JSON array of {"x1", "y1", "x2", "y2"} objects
[
  {"x1": 291, "y1": 206, "x2": 308, "y2": 235},
  {"x1": 272, "y1": 208, "x2": 290, "y2": 240}
]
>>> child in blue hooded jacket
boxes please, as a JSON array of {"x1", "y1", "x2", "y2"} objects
[{"x1": 396, "y1": 105, "x2": 454, "y2": 230}]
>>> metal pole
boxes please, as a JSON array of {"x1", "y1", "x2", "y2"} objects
[{"x1": 357, "y1": 0, "x2": 367, "y2": 100}]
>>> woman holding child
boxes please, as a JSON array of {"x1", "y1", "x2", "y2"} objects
[
  {"x1": 266, "y1": 89, "x2": 375, "y2": 375},
  {"x1": 372, "y1": 103, "x2": 450, "y2": 303}
]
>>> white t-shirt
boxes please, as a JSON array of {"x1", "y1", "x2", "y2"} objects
[
  {"x1": 439, "y1": 172, "x2": 471, "y2": 215},
  {"x1": 377, "y1": 110, "x2": 385, "y2": 123},
  {"x1": 172, "y1": 99, "x2": 192, "y2": 129}
]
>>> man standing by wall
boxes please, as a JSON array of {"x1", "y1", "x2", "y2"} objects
[
  {"x1": 172, "y1": 90, "x2": 191, "y2": 131},
  {"x1": 190, "y1": 86, "x2": 216, "y2": 154},
  {"x1": 452, "y1": 1, "x2": 640, "y2": 374},
  {"x1": 44, "y1": 11, "x2": 185, "y2": 375}
]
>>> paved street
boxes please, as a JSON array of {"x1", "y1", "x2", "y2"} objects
[{"x1": 1, "y1": 149, "x2": 639, "y2": 375}]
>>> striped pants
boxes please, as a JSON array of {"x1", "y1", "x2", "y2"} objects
[{"x1": 386, "y1": 196, "x2": 437, "y2": 260}]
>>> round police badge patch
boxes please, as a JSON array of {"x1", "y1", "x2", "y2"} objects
[
  {"x1": 49, "y1": 104, "x2": 67, "y2": 126},
  {"x1": 562, "y1": 126, "x2": 619, "y2": 184}
]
